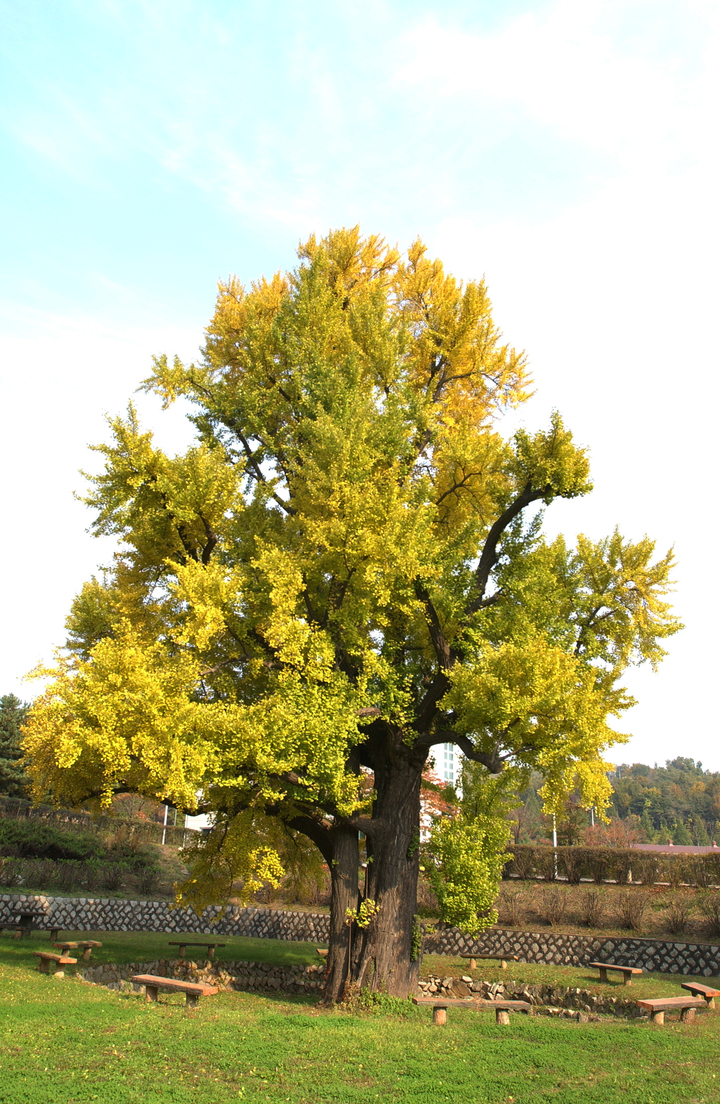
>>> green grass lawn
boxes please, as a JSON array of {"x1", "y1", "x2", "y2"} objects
[
  {"x1": 0, "y1": 930, "x2": 321, "y2": 968},
  {"x1": 2, "y1": 938, "x2": 719, "y2": 1103}
]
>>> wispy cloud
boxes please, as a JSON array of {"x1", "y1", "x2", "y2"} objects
[{"x1": 396, "y1": 0, "x2": 720, "y2": 170}]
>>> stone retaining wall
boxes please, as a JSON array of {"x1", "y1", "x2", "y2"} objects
[
  {"x1": 3, "y1": 892, "x2": 719, "y2": 976},
  {"x1": 423, "y1": 925, "x2": 720, "y2": 976},
  {"x1": 0, "y1": 893, "x2": 330, "y2": 942}
]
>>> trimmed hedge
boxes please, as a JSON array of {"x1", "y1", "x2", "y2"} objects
[{"x1": 504, "y1": 844, "x2": 720, "y2": 887}]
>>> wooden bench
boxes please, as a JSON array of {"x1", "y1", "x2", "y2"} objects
[
  {"x1": 34, "y1": 951, "x2": 77, "y2": 977},
  {"x1": 413, "y1": 996, "x2": 531, "y2": 1026},
  {"x1": 131, "y1": 974, "x2": 219, "y2": 1008},
  {"x1": 637, "y1": 996, "x2": 705, "y2": 1025},
  {"x1": 167, "y1": 941, "x2": 226, "y2": 960},
  {"x1": 681, "y1": 982, "x2": 720, "y2": 1008},
  {"x1": 588, "y1": 961, "x2": 643, "y2": 985},
  {"x1": 53, "y1": 940, "x2": 102, "y2": 962},
  {"x1": 461, "y1": 953, "x2": 519, "y2": 971}
]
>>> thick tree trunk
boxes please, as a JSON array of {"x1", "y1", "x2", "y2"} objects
[
  {"x1": 321, "y1": 825, "x2": 361, "y2": 1003},
  {"x1": 352, "y1": 756, "x2": 424, "y2": 997}
]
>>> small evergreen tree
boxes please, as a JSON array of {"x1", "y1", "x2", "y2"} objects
[
  {"x1": 0, "y1": 694, "x2": 30, "y2": 798},
  {"x1": 639, "y1": 807, "x2": 656, "y2": 841},
  {"x1": 672, "y1": 819, "x2": 693, "y2": 845}
]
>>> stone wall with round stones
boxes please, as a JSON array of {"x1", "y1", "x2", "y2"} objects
[
  {"x1": 423, "y1": 926, "x2": 720, "y2": 976},
  {"x1": 2, "y1": 892, "x2": 719, "y2": 976},
  {"x1": 0, "y1": 893, "x2": 330, "y2": 942}
]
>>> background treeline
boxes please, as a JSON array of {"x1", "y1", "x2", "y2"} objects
[{"x1": 511, "y1": 758, "x2": 720, "y2": 846}]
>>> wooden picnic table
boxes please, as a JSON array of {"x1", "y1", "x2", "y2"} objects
[
  {"x1": 168, "y1": 941, "x2": 226, "y2": 960},
  {"x1": 3, "y1": 911, "x2": 47, "y2": 939}
]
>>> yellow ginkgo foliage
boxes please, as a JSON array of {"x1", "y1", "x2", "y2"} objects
[{"x1": 22, "y1": 228, "x2": 681, "y2": 1001}]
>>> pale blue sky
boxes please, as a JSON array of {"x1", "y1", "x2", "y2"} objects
[{"x1": 1, "y1": 0, "x2": 718, "y2": 768}]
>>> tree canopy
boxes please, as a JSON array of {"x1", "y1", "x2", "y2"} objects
[{"x1": 22, "y1": 228, "x2": 681, "y2": 997}]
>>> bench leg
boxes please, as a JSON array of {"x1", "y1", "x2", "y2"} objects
[
  {"x1": 13, "y1": 929, "x2": 23, "y2": 941},
  {"x1": 680, "y1": 1008, "x2": 696, "y2": 1024},
  {"x1": 178, "y1": 946, "x2": 186, "y2": 959},
  {"x1": 52, "y1": 965, "x2": 65, "y2": 978},
  {"x1": 598, "y1": 967, "x2": 608, "y2": 982},
  {"x1": 496, "y1": 1010, "x2": 510, "y2": 1025},
  {"x1": 208, "y1": 947, "x2": 216, "y2": 960},
  {"x1": 82, "y1": 948, "x2": 93, "y2": 962},
  {"x1": 651, "y1": 1010, "x2": 665, "y2": 1025},
  {"x1": 622, "y1": 973, "x2": 632, "y2": 986},
  {"x1": 433, "y1": 1007, "x2": 447, "y2": 1026},
  {"x1": 468, "y1": 958, "x2": 476, "y2": 970},
  {"x1": 49, "y1": 930, "x2": 60, "y2": 942},
  {"x1": 500, "y1": 960, "x2": 508, "y2": 970},
  {"x1": 145, "y1": 985, "x2": 159, "y2": 1003},
  {"x1": 37, "y1": 958, "x2": 50, "y2": 975},
  {"x1": 706, "y1": 998, "x2": 715, "y2": 1010},
  {"x1": 185, "y1": 992, "x2": 200, "y2": 1008}
]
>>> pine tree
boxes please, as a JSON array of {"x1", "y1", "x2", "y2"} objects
[{"x1": 0, "y1": 694, "x2": 29, "y2": 798}]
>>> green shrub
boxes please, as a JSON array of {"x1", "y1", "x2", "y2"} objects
[
  {"x1": 663, "y1": 894, "x2": 695, "y2": 934},
  {"x1": 0, "y1": 819, "x2": 104, "y2": 861},
  {"x1": 537, "y1": 886, "x2": 569, "y2": 925},
  {"x1": 579, "y1": 887, "x2": 606, "y2": 928},
  {"x1": 698, "y1": 891, "x2": 720, "y2": 937},
  {"x1": 617, "y1": 890, "x2": 651, "y2": 931}
]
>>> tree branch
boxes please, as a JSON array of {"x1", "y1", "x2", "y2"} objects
[{"x1": 467, "y1": 481, "x2": 550, "y2": 614}]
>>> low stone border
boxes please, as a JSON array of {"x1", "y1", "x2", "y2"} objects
[
  {"x1": 81, "y1": 960, "x2": 637, "y2": 1021},
  {"x1": 79, "y1": 957, "x2": 326, "y2": 996},
  {"x1": 417, "y1": 974, "x2": 642, "y2": 1019}
]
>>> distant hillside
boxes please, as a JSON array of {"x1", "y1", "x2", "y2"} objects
[
  {"x1": 511, "y1": 757, "x2": 720, "y2": 845},
  {"x1": 608, "y1": 757, "x2": 720, "y2": 844}
]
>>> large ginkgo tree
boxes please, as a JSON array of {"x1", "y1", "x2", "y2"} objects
[{"x1": 23, "y1": 229, "x2": 680, "y2": 999}]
